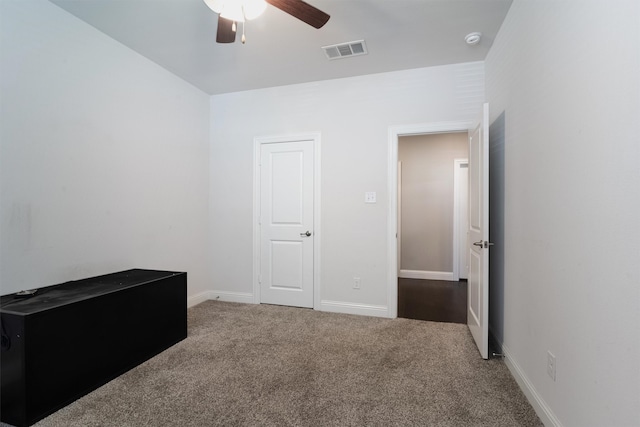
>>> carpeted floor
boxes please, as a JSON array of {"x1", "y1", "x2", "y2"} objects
[{"x1": 24, "y1": 301, "x2": 541, "y2": 426}]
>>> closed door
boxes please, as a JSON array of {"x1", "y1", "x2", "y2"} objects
[
  {"x1": 259, "y1": 140, "x2": 314, "y2": 308},
  {"x1": 467, "y1": 103, "x2": 490, "y2": 359}
]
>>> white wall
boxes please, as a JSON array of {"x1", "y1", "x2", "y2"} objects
[
  {"x1": 210, "y1": 62, "x2": 484, "y2": 314},
  {"x1": 485, "y1": 1, "x2": 640, "y2": 426},
  {"x1": 0, "y1": 1, "x2": 211, "y2": 299}
]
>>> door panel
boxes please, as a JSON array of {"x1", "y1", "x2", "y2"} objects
[
  {"x1": 270, "y1": 240, "x2": 304, "y2": 289},
  {"x1": 467, "y1": 103, "x2": 490, "y2": 359},
  {"x1": 271, "y1": 152, "x2": 304, "y2": 224},
  {"x1": 468, "y1": 248, "x2": 481, "y2": 324},
  {"x1": 260, "y1": 140, "x2": 314, "y2": 308}
]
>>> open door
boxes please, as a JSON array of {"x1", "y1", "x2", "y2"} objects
[{"x1": 467, "y1": 103, "x2": 490, "y2": 359}]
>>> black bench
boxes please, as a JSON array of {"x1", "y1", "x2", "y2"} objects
[{"x1": 1, "y1": 269, "x2": 187, "y2": 427}]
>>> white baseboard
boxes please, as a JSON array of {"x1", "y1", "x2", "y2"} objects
[
  {"x1": 210, "y1": 290, "x2": 255, "y2": 304},
  {"x1": 191, "y1": 294, "x2": 386, "y2": 318},
  {"x1": 502, "y1": 344, "x2": 563, "y2": 427},
  {"x1": 187, "y1": 291, "x2": 212, "y2": 308},
  {"x1": 188, "y1": 290, "x2": 255, "y2": 307},
  {"x1": 399, "y1": 269, "x2": 454, "y2": 281},
  {"x1": 320, "y1": 300, "x2": 388, "y2": 318}
]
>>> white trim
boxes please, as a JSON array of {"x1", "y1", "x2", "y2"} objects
[
  {"x1": 253, "y1": 133, "x2": 322, "y2": 310},
  {"x1": 210, "y1": 290, "x2": 255, "y2": 304},
  {"x1": 453, "y1": 158, "x2": 469, "y2": 281},
  {"x1": 387, "y1": 129, "x2": 399, "y2": 319},
  {"x1": 313, "y1": 138, "x2": 322, "y2": 310},
  {"x1": 388, "y1": 122, "x2": 473, "y2": 319},
  {"x1": 503, "y1": 344, "x2": 563, "y2": 427},
  {"x1": 253, "y1": 139, "x2": 261, "y2": 305},
  {"x1": 399, "y1": 270, "x2": 454, "y2": 281},
  {"x1": 397, "y1": 161, "x2": 402, "y2": 276},
  {"x1": 187, "y1": 291, "x2": 212, "y2": 308},
  {"x1": 188, "y1": 291, "x2": 255, "y2": 307},
  {"x1": 320, "y1": 300, "x2": 388, "y2": 318}
]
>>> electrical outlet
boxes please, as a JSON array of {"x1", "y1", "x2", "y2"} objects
[
  {"x1": 547, "y1": 351, "x2": 556, "y2": 381},
  {"x1": 353, "y1": 277, "x2": 361, "y2": 290},
  {"x1": 365, "y1": 192, "x2": 377, "y2": 203}
]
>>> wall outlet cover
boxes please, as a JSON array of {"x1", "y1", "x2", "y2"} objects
[
  {"x1": 365, "y1": 192, "x2": 377, "y2": 203},
  {"x1": 547, "y1": 351, "x2": 556, "y2": 381}
]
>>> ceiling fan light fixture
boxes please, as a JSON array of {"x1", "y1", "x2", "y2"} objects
[
  {"x1": 203, "y1": 0, "x2": 224, "y2": 13},
  {"x1": 220, "y1": 4, "x2": 246, "y2": 22},
  {"x1": 204, "y1": 0, "x2": 267, "y2": 22},
  {"x1": 212, "y1": 0, "x2": 329, "y2": 44},
  {"x1": 242, "y1": 0, "x2": 267, "y2": 20}
]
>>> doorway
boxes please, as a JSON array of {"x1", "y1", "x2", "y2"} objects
[
  {"x1": 388, "y1": 107, "x2": 491, "y2": 358},
  {"x1": 386, "y1": 121, "x2": 473, "y2": 320},
  {"x1": 396, "y1": 132, "x2": 469, "y2": 323},
  {"x1": 397, "y1": 278, "x2": 467, "y2": 323}
]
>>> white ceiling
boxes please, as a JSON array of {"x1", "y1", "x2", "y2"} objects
[{"x1": 49, "y1": 0, "x2": 512, "y2": 95}]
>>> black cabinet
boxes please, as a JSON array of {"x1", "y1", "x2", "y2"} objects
[{"x1": 0, "y1": 269, "x2": 187, "y2": 427}]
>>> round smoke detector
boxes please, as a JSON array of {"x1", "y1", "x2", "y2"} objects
[{"x1": 465, "y1": 32, "x2": 482, "y2": 45}]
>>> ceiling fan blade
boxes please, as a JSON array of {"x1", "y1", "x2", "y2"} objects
[
  {"x1": 216, "y1": 16, "x2": 236, "y2": 43},
  {"x1": 266, "y1": 0, "x2": 330, "y2": 29}
]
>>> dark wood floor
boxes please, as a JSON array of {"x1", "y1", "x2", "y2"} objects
[{"x1": 398, "y1": 278, "x2": 467, "y2": 324}]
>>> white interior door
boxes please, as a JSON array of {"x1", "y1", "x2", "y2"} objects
[
  {"x1": 260, "y1": 140, "x2": 314, "y2": 308},
  {"x1": 468, "y1": 103, "x2": 490, "y2": 359}
]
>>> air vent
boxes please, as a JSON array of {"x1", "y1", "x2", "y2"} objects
[{"x1": 322, "y1": 40, "x2": 368, "y2": 60}]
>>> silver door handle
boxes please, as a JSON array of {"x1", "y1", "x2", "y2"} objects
[
  {"x1": 473, "y1": 240, "x2": 494, "y2": 249},
  {"x1": 300, "y1": 231, "x2": 312, "y2": 237}
]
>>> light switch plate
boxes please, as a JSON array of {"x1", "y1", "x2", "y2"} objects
[{"x1": 365, "y1": 192, "x2": 377, "y2": 203}]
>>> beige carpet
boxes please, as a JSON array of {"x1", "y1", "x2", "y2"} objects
[{"x1": 29, "y1": 301, "x2": 541, "y2": 426}]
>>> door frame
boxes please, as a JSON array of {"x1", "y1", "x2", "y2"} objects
[
  {"x1": 253, "y1": 133, "x2": 322, "y2": 309},
  {"x1": 453, "y1": 158, "x2": 469, "y2": 281},
  {"x1": 387, "y1": 122, "x2": 472, "y2": 318},
  {"x1": 397, "y1": 161, "x2": 402, "y2": 276}
]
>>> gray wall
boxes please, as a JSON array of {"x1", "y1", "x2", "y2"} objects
[
  {"x1": 488, "y1": 112, "x2": 505, "y2": 346},
  {"x1": 398, "y1": 133, "x2": 468, "y2": 273},
  {"x1": 485, "y1": 1, "x2": 640, "y2": 425},
  {"x1": 0, "y1": 1, "x2": 211, "y2": 298},
  {"x1": 210, "y1": 62, "x2": 484, "y2": 310}
]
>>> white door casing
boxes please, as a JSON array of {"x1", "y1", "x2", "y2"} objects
[
  {"x1": 467, "y1": 103, "x2": 490, "y2": 359},
  {"x1": 454, "y1": 159, "x2": 469, "y2": 280},
  {"x1": 254, "y1": 135, "x2": 320, "y2": 309},
  {"x1": 397, "y1": 161, "x2": 402, "y2": 275},
  {"x1": 387, "y1": 121, "x2": 473, "y2": 319}
]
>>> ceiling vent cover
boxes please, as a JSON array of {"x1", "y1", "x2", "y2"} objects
[{"x1": 322, "y1": 40, "x2": 368, "y2": 60}]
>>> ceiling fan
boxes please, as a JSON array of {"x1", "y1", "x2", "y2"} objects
[{"x1": 203, "y1": 0, "x2": 330, "y2": 44}]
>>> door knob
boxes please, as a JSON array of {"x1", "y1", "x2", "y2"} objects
[
  {"x1": 473, "y1": 240, "x2": 494, "y2": 249},
  {"x1": 300, "y1": 231, "x2": 312, "y2": 237}
]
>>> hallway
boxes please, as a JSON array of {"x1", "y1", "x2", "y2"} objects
[{"x1": 398, "y1": 278, "x2": 467, "y2": 324}]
